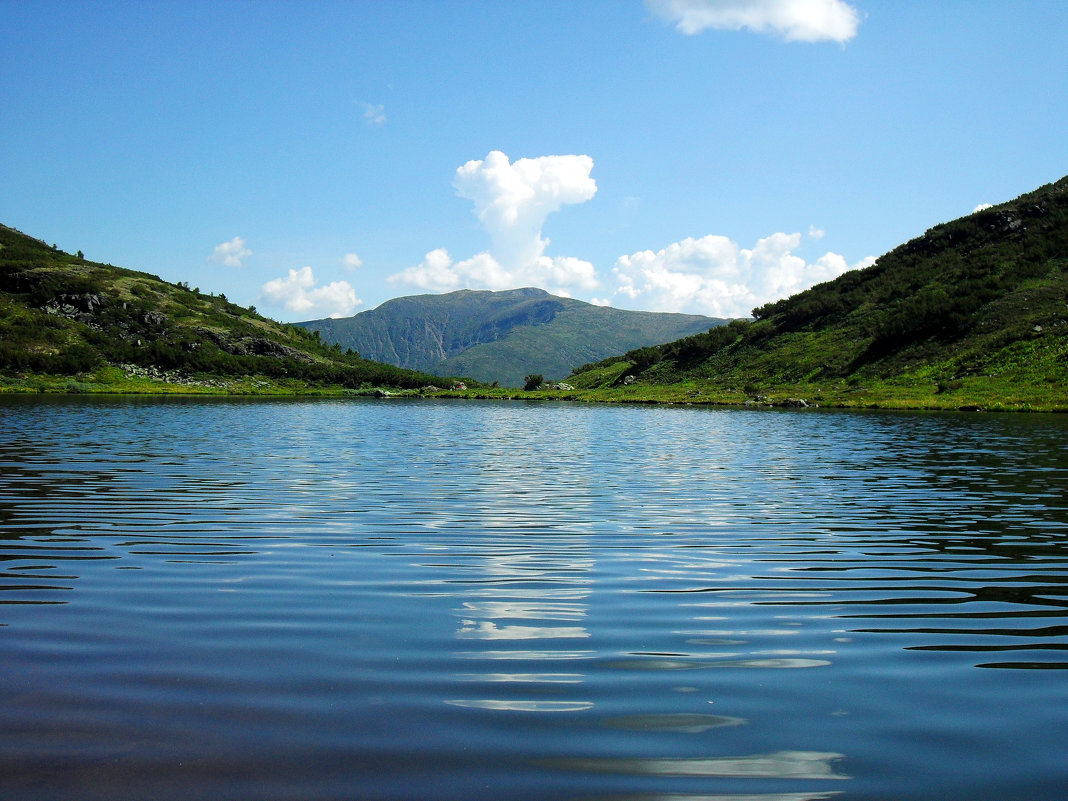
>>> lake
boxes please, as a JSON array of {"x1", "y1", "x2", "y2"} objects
[{"x1": 1, "y1": 396, "x2": 1066, "y2": 800}]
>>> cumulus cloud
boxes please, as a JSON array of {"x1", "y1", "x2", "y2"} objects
[
  {"x1": 210, "y1": 236, "x2": 251, "y2": 268},
  {"x1": 648, "y1": 0, "x2": 861, "y2": 43},
  {"x1": 260, "y1": 266, "x2": 361, "y2": 319},
  {"x1": 388, "y1": 248, "x2": 464, "y2": 292},
  {"x1": 388, "y1": 248, "x2": 597, "y2": 298},
  {"x1": 454, "y1": 150, "x2": 597, "y2": 271},
  {"x1": 385, "y1": 149, "x2": 873, "y2": 315},
  {"x1": 390, "y1": 150, "x2": 599, "y2": 296},
  {"x1": 610, "y1": 232, "x2": 874, "y2": 318},
  {"x1": 342, "y1": 252, "x2": 363, "y2": 270},
  {"x1": 973, "y1": 203, "x2": 994, "y2": 213},
  {"x1": 362, "y1": 102, "x2": 386, "y2": 126}
]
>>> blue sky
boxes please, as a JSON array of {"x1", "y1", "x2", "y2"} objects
[{"x1": 2, "y1": 1, "x2": 1065, "y2": 321}]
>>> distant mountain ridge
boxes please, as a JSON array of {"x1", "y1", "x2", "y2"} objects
[{"x1": 298, "y1": 288, "x2": 722, "y2": 386}]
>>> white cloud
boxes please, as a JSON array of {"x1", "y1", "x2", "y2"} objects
[
  {"x1": 342, "y1": 252, "x2": 363, "y2": 270},
  {"x1": 648, "y1": 0, "x2": 861, "y2": 43},
  {"x1": 610, "y1": 232, "x2": 872, "y2": 318},
  {"x1": 531, "y1": 255, "x2": 599, "y2": 294},
  {"x1": 454, "y1": 150, "x2": 597, "y2": 271},
  {"x1": 390, "y1": 150, "x2": 599, "y2": 296},
  {"x1": 808, "y1": 224, "x2": 826, "y2": 240},
  {"x1": 388, "y1": 248, "x2": 597, "y2": 297},
  {"x1": 260, "y1": 266, "x2": 361, "y2": 319},
  {"x1": 210, "y1": 236, "x2": 251, "y2": 268},
  {"x1": 387, "y1": 248, "x2": 462, "y2": 292},
  {"x1": 973, "y1": 203, "x2": 994, "y2": 213},
  {"x1": 362, "y1": 102, "x2": 386, "y2": 126}
]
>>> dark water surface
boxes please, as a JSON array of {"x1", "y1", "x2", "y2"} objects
[{"x1": 1, "y1": 396, "x2": 1066, "y2": 800}]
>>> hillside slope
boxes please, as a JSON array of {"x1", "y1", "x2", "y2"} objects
[
  {"x1": 0, "y1": 225, "x2": 444, "y2": 392},
  {"x1": 299, "y1": 288, "x2": 721, "y2": 387},
  {"x1": 568, "y1": 176, "x2": 1068, "y2": 410}
]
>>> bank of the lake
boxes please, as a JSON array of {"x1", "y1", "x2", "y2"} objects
[{"x1": 1, "y1": 373, "x2": 1065, "y2": 412}]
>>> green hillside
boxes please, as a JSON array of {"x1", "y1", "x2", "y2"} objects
[
  {"x1": 5, "y1": 174, "x2": 1065, "y2": 408},
  {"x1": 565, "y1": 176, "x2": 1068, "y2": 411},
  {"x1": 298, "y1": 288, "x2": 721, "y2": 387},
  {"x1": 0, "y1": 224, "x2": 445, "y2": 394}
]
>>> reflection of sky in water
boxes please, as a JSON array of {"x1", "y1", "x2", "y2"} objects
[
  {"x1": 445, "y1": 699, "x2": 594, "y2": 712},
  {"x1": 454, "y1": 672, "x2": 583, "y2": 684},
  {"x1": 1, "y1": 399, "x2": 1066, "y2": 801},
  {"x1": 457, "y1": 621, "x2": 589, "y2": 640},
  {"x1": 550, "y1": 749, "x2": 849, "y2": 780},
  {"x1": 459, "y1": 600, "x2": 586, "y2": 619},
  {"x1": 450, "y1": 540, "x2": 593, "y2": 709}
]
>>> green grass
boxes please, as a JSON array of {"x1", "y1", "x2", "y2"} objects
[
  {"x1": 555, "y1": 177, "x2": 1068, "y2": 413},
  {"x1": 3, "y1": 175, "x2": 1067, "y2": 411},
  {"x1": 0, "y1": 223, "x2": 451, "y2": 392},
  {"x1": 428, "y1": 374, "x2": 1066, "y2": 412}
]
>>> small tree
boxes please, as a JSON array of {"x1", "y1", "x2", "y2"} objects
[{"x1": 523, "y1": 373, "x2": 543, "y2": 391}]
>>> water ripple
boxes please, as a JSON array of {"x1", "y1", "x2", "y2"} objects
[{"x1": 1, "y1": 398, "x2": 1066, "y2": 801}]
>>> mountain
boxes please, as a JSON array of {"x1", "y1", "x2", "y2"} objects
[
  {"x1": 0, "y1": 224, "x2": 443, "y2": 393},
  {"x1": 298, "y1": 288, "x2": 722, "y2": 387},
  {"x1": 567, "y1": 176, "x2": 1068, "y2": 410}
]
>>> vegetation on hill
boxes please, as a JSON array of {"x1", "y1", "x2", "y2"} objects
[
  {"x1": 4, "y1": 174, "x2": 1065, "y2": 410},
  {"x1": 298, "y1": 287, "x2": 721, "y2": 387},
  {"x1": 0, "y1": 225, "x2": 446, "y2": 393},
  {"x1": 559, "y1": 176, "x2": 1068, "y2": 411}
]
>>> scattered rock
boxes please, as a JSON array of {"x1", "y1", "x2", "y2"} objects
[
  {"x1": 197, "y1": 329, "x2": 314, "y2": 362},
  {"x1": 985, "y1": 211, "x2": 1024, "y2": 234},
  {"x1": 42, "y1": 292, "x2": 108, "y2": 325},
  {"x1": 119, "y1": 363, "x2": 236, "y2": 389}
]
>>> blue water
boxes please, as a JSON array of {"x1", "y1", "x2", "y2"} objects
[{"x1": 1, "y1": 397, "x2": 1066, "y2": 800}]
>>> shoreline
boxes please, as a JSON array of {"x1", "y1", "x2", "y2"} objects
[{"x1": 1, "y1": 373, "x2": 1064, "y2": 413}]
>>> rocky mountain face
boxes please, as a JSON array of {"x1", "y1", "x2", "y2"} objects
[{"x1": 298, "y1": 288, "x2": 723, "y2": 387}]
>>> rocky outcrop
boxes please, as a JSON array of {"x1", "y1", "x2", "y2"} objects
[
  {"x1": 42, "y1": 292, "x2": 108, "y2": 325},
  {"x1": 197, "y1": 329, "x2": 315, "y2": 362}
]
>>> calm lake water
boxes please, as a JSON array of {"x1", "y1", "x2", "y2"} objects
[{"x1": 1, "y1": 396, "x2": 1066, "y2": 801}]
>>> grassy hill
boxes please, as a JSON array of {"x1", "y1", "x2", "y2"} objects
[
  {"x1": 5, "y1": 173, "x2": 1065, "y2": 408},
  {"x1": 298, "y1": 288, "x2": 721, "y2": 387},
  {"x1": 0, "y1": 224, "x2": 446, "y2": 394},
  {"x1": 562, "y1": 176, "x2": 1068, "y2": 411}
]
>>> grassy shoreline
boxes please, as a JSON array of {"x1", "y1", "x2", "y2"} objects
[{"x1": 2, "y1": 369, "x2": 1064, "y2": 413}]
